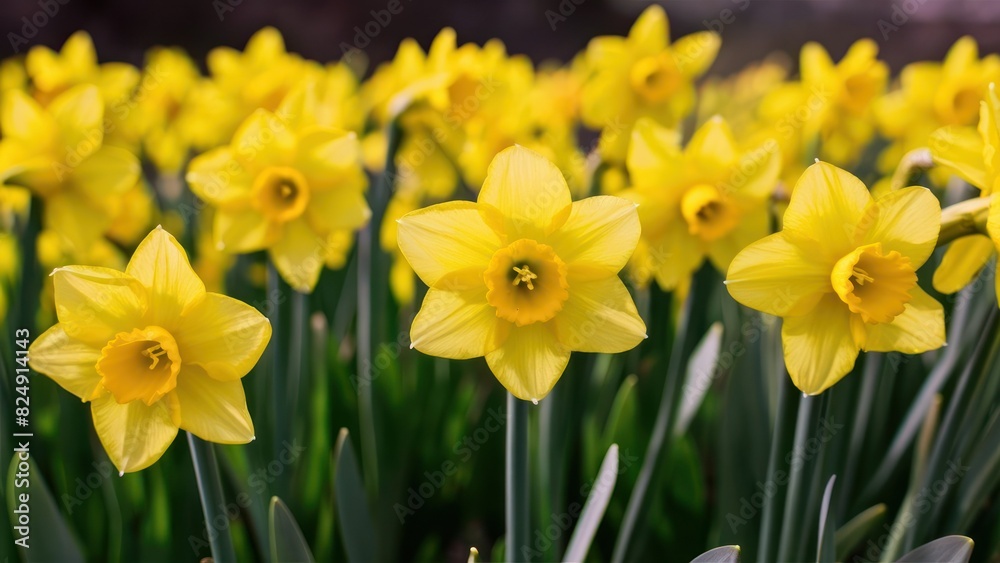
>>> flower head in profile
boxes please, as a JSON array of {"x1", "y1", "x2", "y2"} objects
[
  {"x1": 397, "y1": 145, "x2": 646, "y2": 401},
  {"x1": 726, "y1": 162, "x2": 944, "y2": 395},
  {"x1": 620, "y1": 117, "x2": 781, "y2": 290},
  {"x1": 29, "y1": 227, "x2": 271, "y2": 473},
  {"x1": 186, "y1": 94, "x2": 370, "y2": 293}
]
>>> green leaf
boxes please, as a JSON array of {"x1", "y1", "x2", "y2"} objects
[
  {"x1": 333, "y1": 428, "x2": 376, "y2": 563},
  {"x1": 895, "y1": 535, "x2": 974, "y2": 563},
  {"x1": 816, "y1": 475, "x2": 836, "y2": 563},
  {"x1": 835, "y1": 504, "x2": 886, "y2": 561},
  {"x1": 675, "y1": 322, "x2": 723, "y2": 436},
  {"x1": 564, "y1": 444, "x2": 620, "y2": 563},
  {"x1": 7, "y1": 455, "x2": 85, "y2": 563},
  {"x1": 268, "y1": 496, "x2": 315, "y2": 563},
  {"x1": 690, "y1": 545, "x2": 741, "y2": 562}
]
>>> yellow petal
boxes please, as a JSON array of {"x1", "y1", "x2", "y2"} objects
[
  {"x1": 672, "y1": 32, "x2": 720, "y2": 78},
  {"x1": 231, "y1": 109, "x2": 296, "y2": 171},
  {"x1": 390, "y1": 255, "x2": 415, "y2": 305},
  {"x1": 174, "y1": 366, "x2": 255, "y2": 444},
  {"x1": 186, "y1": 147, "x2": 256, "y2": 209},
  {"x1": 864, "y1": 287, "x2": 945, "y2": 354},
  {"x1": 215, "y1": 208, "x2": 275, "y2": 253},
  {"x1": 485, "y1": 322, "x2": 571, "y2": 402},
  {"x1": 125, "y1": 227, "x2": 206, "y2": 324},
  {"x1": 477, "y1": 145, "x2": 572, "y2": 240},
  {"x1": 580, "y1": 70, "x2": 629, "y2": 129},
  {"x1": 636, "y1": 220, "x2": 705, "y2": 291},
  {"x1": 626, "y1": 118, "x2": 684, "y2": 190},
  {"x1": 294, "y1": 129, "x2": 363, "y2": 187},
  {"x1": 396, "y1": 201, "x2": 501, "y2": 288},
  {"x1": 988, "y1": 192, "x2": 1000, "y2": 304},
  {"x1": 547, "y1": 196, "x2": 640, "y2": 279},
  {"x1": 707, "y1": 204, "x2": 770, "y2": 274},
  {"x1": 783, "y1": 161, "x2": 872, "y2": 256},
  {"x1": 268, "y1": 218, "x2": 325, "y2": 293},
  {"x1": 48, "y1": 84, "x2": 103, "y2": 152},
  {"x1": 176, "y1": 293, "x2": 271, "y2": 381},
  {"x1": 91, "y1": 394, "x2": 178, "y2": 473},
  {"x1": 725, "y1": 232, "x2": 830, "y2": 317},
  {"x1": 686, "y1": 116, "x2": 738, "y2": 173},
  {"x1": 730, "y1": 140, "x2": 782, "y2": 201},
  {"x1": 860, "y1": 187, "x2": 940, "y2": 266},
  {"x1": 800, "y1": 42, "x2": 835, "y2": 88},
  {"x1": 933, "y1": 235, "x2": 994, "y2": 294},
  {"x1": 306, "y1": 189, "x2": 371, "y2": 232},
  {"x1": 410, "y1": 286, "x2": 506, "y2": 359},
  {"x1": 1, "y1": 90, "x2": 56, "y2": 147},
  {"x1": 45, "y1": 192, "x2": 113, "y2": 248},
  {"x1": 781, "y1": 293, "x2": 860, "y2": 395},
  {"x1": 930, "y1": 125, "x2": 989, "y2": 190},
  {"x1": 28, "y1": 325, "x2": 103, "y2": 400},
  {"x1": 51, "y1": 265, "x2": 147, "y2": 346},
  {"x1": 73, "y1": 146, "x2": 141, "y2": 202},
  {"x1": 554, "y1": 276, "x2": 645, "y2": 352},
  {"x1": 629, "y1": 4, "x2": 668, "y2": 53}
]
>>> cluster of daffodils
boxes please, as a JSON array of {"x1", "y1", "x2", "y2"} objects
[{"x1": 4, "y1": 8, "x2": 997, "y2": 471}]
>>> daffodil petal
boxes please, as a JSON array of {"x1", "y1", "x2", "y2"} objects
[
  {"x1": 862, "y1": 187, "x2": 940, "y2": 266},
  {"x1": 708, "y1": 204, "x2": 770, "y2": 275},
  {"x1": 294, "y1": 130, "x2": 363, "y2": 186},
  {"x1": 269, "y1": 218, "x2": 325, "y2": 293},
  {"x1": 726, "y1": 232, "x2": 830, "y2": 317},
  {"x1": 215, "y1": 208, "x2": 274, "y2": 253},
  {"x1": 1, "y1": 90, "x2": 56, "y2": 147},
  {"x1": 174, "y1": 366, "x2": 255, "y2": 444},
  {"x1": 781, "y1": 293, "x2": 860, "y2": 396},
  {"x1": 48, "y1": 84, "x2": 103, "y2": 151},
  {"x1": 864, "y1": 287, "x2": 945, "y2": 354},
  {"x1": 643, "y1": 221, "x2": 705, "y2": 291},
  {"x1": 45, "y1": 191, "x2": 112, "y2": 248},
  {"x1": 186, "y1": 147, "x2": 256, "y2": 209},
  {"x1": 91, "y1": 394, "x2": 178, "y2": 474},
  {"x1": 125, "y1": 227, "x2": 206, "y2": 323},
  {"x1": 686, "y1": 117, "x2": 739, "y2": 178},
  {"x1": 28, "y1": 325, "x2": 103, "y2": 400},
  {"x1": 231, "y1": 109, "x2": 296, "y2": 171},
  {"x1": 672, "y1": 31, "x2": 720, "y2": 77},
  {"x1": 554, "y1": 276, "x2": 645, "y2": 352},
  {"x1": 933, "y1": 235, "x2": 994, "y2": 294},
  {"x1": 547, "y1": 196, "x2": 640, "y2": 278},
  {"x1": 176, "y1": 293, "x2": 271, "y2": 381},
  {"x1": 477, "y1": 145, "x2": 572, "y2": 240},
  {"x1": 629, "y1": 4, "x2": 668, "y2": 52},
  {"x1": 396, "y1": 201, "x2": 501, "y2": 288},
  {"x1": 485, "y1": 322, "x2": 570, "y2": 402},
  {"x1": 306, "y1": 189, "x2": 371, "y2": 232},
  {"x1": 783, "y1": 161, "x2": 872, "y2": 255},
  {"x1": 73, "y1": 146, "x2": 141, "y2": 201},
  {"x1": 930, "y1": 125, "x2": 989, "y2": 190},
  {"x1": 410, "y1": 286, "x2": 505, "y2": 359},
  {"x1": 51, "y1": 265, "x2": 147, "y2": 346},
  {"x1": 626, "y1": 118, "x2": 685, "y2": 191}
]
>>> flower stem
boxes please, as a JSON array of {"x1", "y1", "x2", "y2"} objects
[
  {"x1": 505, "y1": 392, "x2": 529, "y2": 562},
  {"x1": 889, "y1": 147, "x2": 934, "y2": 191},
  {"x1": 187, "y1": 432, "x2": 237, "y2": 563}
]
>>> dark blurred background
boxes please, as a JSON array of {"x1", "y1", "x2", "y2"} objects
[{"x1": 1, "y1": 0, "x2": 999, "y2": 76}]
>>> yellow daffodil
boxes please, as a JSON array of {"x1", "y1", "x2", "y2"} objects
[
  {"x1": 726, "y1": 162, "x2": 944, "y2": 395},
  {"x1": 930, "y1": 82, "x2": 1000, "y2": 300},
  {"x1": 186, "y1": 102, "x2": 370, "y2": 293},
  {"x1": 133, "y1": 47, "x2": 204, "y2": 173},
  {"x1": 0, "y1": 85, "x2": 140, "y2": 255},
  {"x1": 29, "y1": 227, "x2": 271, "y2": 473},
  {"x1": 877, "y1": 37, "x2": 1000, "y2": 180},
  {"x1": 619, "y1": 117, "x2": 781, "y2": 290},
  {"x1": 799, "y1": 39, "x2": 888, "y2": 166},
  {"x1": 580, "y1": 5, "x2": 720, "y2": 162},
  {"x1": 26, "y1": 31, "x2": 139, "y2": 107},
  {"x1": 397, "y1": 145, "x2": 646, "y2": 401}
]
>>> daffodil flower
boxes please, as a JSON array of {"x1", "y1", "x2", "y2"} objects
[
  {"x1": 397, "y1": 146, "x2": 646, "y2": 401},
  {"x1": 726, "y1": 162, "x2": 944, "y2": 395},
  {"x1": 29, "y1": 227, "x2": 271, "y2": 473}
]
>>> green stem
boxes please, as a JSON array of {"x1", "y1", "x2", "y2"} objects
[
  {"x1": 187, "y1": 433, "x2": 237, "y2": 563},
  {"x1": 757, "y1": 364, "x2": 797, "y2": 562},
  {"x1": 506, "y1": 393, "x2": 529, "y2": 562},
  {"x1": 775, "y1": 393, "x2": 823, "y2": 563},
  {"x1": 267, "y1": 262, "x2": 289, "y2": 492}
]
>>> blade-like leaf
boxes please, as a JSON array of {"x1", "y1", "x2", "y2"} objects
[
  {"x1": 269, "y1": 497, "x2": 315, "y2": 563},
  {"x1": 817, "y1": 475, "x2": 837, "y2": 563},
  {"x1": 835, "y1": 504, "x2": 887, "y2": 561},
  {"x1": 676, "y1": 322, "x2": 724, "y2": 436},
  {"x1": 895, "y1": 535, "x2": 973, "y2": 563},
  {"x1": 7, "y1": 455, "x2": 84, "y2": 563},
  {"x1": 334, "y1": 429, "x2": 376, "y2": 563},
  {"x1": 563, "y1": 444, "x2": 620, "y2": 563},
  {"x1": 690, "y1": 545, "x2": 741, "y2": 562}
]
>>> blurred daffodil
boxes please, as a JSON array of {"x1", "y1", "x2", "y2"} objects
[
  {"x1": 581, "y1": 5, "x2": 719, "y2": 162},
  {"x1": 620, "y1": 117, "x2": 781, "y2": 290},
  {"x1": 726, "y1": 162, "x2": 944, "y2": 395},
  {"x1": 29, "y1": 227, "x2": 271, "y2": 473},
  {"x1": 0, "y1": 85, "x2": 140, "y2": 256},
  {"x1": 186, "y1": 103, "x2": 370, "y2": 292},
  {"x1": 397, "y1": 145, "x2": 646, "y2": 401}
]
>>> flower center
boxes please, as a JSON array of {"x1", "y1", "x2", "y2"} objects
[
  {"x1": 680, "y1": 184, "x2": 741, "y2": 241},
  {"x1": 252, "y1": 166, "x2": 310, "y2": 223},
  {"x1": 96, "y1": 326, "x2": 182, "y2": 406},
  {"x1": 630, "y1": 53, "x2": 680, "y2": 103},
  {"x1": 948, "y1": 86, "x2": 981, "y2": 125},
  {"x1": 485, "y1": 239, "x2": 569, "y2": 326},
  {"x1": 831, "y1": 243, "x2": 916, "y2": 324}
]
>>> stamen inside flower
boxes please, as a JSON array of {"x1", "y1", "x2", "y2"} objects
[
  {"x1": 485, "y1": 239, "x2": 569, "y2": 326},
  {"x1": 252, "y1": 166, "x2": 310, "y2": 223},
  {"x1": 680, "y1": 183, "x2": 741, "y2": 241},
  {"x1": 630, "y1": 53, "x2": 680, "y2": 103},
  {"x1": 831, "y1": 243, "x2": 917, "y2": 324},
  {"x1": 96, "y1": 326, "x2": 182, "y2": 406}
]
